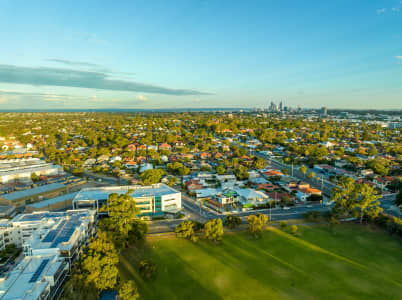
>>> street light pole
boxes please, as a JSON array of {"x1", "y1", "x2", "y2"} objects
[
  {"x1": 200, "y1": 199, "x2": 203, "y2": 218},
  {"x1": 269, "y1": 200, "x2": 272, "y2": 222}
]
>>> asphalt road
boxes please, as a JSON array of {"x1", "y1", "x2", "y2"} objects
[
  {"x1": 255, "y1": 152, "x2": 336, "y2": 197},
  {"x1": 181, "y1": 190, "x2": 398, "y2": 222}
]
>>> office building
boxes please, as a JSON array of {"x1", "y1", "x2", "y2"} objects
[{"x1": 73, "y1": 183, "x2": 181, "y2": 217}]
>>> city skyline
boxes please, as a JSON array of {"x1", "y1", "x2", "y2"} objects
[{"x1": 0, "y1": 1, "x2": 402, "y2": 109}]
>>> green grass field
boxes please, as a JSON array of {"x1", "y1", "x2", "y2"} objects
[{"x1": 119, "y1": 224, "x2": 402, "y2": 300}]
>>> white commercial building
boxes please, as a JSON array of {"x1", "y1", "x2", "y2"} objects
[
  {"x1": 0, "y1": 158, "x2": 63, "y2": 184},
  {"x1": 73, "y1": 183, "x2": 182, "y2": 217},
  {"x1": 234, "y1": 188, "x2": 269, "y2": 206}
]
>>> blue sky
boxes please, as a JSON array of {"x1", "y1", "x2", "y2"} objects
[{"x1": 0, "y1": 0, "x2": 401, "y2": 109}]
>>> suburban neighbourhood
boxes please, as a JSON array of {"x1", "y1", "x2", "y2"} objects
[{"x1": 0, "y1": 109, "x2": 400, "y2": 299}]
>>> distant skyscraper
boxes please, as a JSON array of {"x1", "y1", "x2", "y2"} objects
[
  {"x1": 279, "y1": 101, "x2": 283, "y2": 111},
  {"x1": 269, "y1": 101, "x2": 277, "y2": 112},
  {"x1": 321, "y1": 106, "x2": 327, "y2": 116}
]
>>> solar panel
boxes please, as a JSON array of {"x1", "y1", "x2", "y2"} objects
[
  {"x1": 29, "y1": 259, "x2": 50, "y2": 283},
  {"x1": 50, "y1": 224, "x2": 76, "y2": 247},
  {"x1": 42, "y1": 230, "x2": 57, "y2": 242}
]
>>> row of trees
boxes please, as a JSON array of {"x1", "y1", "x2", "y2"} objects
[
  {"x1": 62, "y1": 192, "x2": 148, "y2": 299},
  {"x1": 175, "y1": 214, "x2": 270, "y2": 242}
]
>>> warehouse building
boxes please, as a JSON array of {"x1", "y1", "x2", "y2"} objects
[
  {"x1": 25, "y1": 192, "x2": 79, "y2": 213},
  {"x1": 0, "y1": 183, "x2": 68, "y2": 207}
]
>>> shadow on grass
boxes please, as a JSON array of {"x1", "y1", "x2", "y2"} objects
[{"x1": 119, "y1": 242, "x2": 223, "y2": 300}]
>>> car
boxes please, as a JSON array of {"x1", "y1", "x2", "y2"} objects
[
  {"x1": 283, "y1": 206, "x2": 290, "y2": 210},
  {"x1": 306, "y1": 205, "x2": 313, "y2": 208}
]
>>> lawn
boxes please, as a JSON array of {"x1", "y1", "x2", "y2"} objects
[{"x1": 119, "y1": 224, "x2": 402, "y2": 300}]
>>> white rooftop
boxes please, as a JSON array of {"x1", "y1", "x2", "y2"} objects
[
  {"x1": 74, "y1": 183, "x2": 180, "y2": 202},
  {"x1": 0, "y1": 254, "x2": 62, "y2": 300}
]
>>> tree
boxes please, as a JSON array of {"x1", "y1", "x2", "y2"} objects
[
  {"x1": 119, "y1": 281, "x2": 139, "y2": 300},
  {"x1": 99, "y1": 192, "x2": 142, "y2": 248},
  {"x1": 61, "y1": 272, "x2": 97, "y2": 300},
  {"x1": 167, "y1": 162, "x2": 184, "y2": 174},
  {"x1": 300, "y1": 165, "x2": 307, "y2": 177},
  {"x1": 31, "y1": 172, "x2": 39, "y2": 182},
  {"x1": 355, "y1": 183, "x2": 382, "y2": 224},
  {"x1": 254, "y1": 157, "x2": 265, "y2": 169},
  {"x1": 307, "y1": 171, "x2": 315, "y2": 180},
  {"x1": 216, "y1": 164, "x2": 226, "y2": 175},
  {"x1": 168, "y1": 176, "x2": 177, "y2": 186},
  {"x1": 279, "y1": 221, "x2": 288, "y2": 230},
  {"x1": 204, "y1": 218, "x2": 224, "y2": 242},
  {"x1": 224, "y1": 215, "x2": 242, "y2": 229},
  {"x1": 140, "y1": 169, "x2": 165, "y2": 185},
  {"x1": 290, "y1": 225, "x2": 298, "y2": 235},
  {"x1": 175, "y1": 221, "x2": 198, "y2": 242},
  {"x1": 129, "y1": 220, "x2": 149, "y2": 242},
  {"x1": 235, "y1": 165, "x2": 249, "y2": 180},
  {"x1": 81, "y1": 231, "x2": 119, "y2": 293},
  {"x1": 281, "y1": 168, "x2": 289, "y2": 176},
  {"x1": 178, "y1": 166, "x2": 190, "y2": 176},
  {"x1": 367, "y1": 158, "x2": 389, "y2": 176},
  {"x1": 368, "y1": 144, "x2": 377, "y2": 156},
  {"x1": 139, "y1": 260, "x2": 157, "y2": 280},
  {"x1": 247, "y1": 214, "x2": 268, "y2": 237},
  {"x1": 331, "y1": 176, "x2": 357, "y2": 216}
]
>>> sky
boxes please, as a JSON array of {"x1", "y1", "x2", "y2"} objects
[{"x1": 0, "y1": 0, "x2": 401, "y2": 110}]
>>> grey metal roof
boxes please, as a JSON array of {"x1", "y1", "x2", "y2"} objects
[
  {"x1": 1, "y1": 183, "x2": 65, "y2": 201},
  {"x1": 28, "y1": 192, "x2": 78, "y2": 208}
]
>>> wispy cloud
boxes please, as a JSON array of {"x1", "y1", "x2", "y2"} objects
[
  {"x1": 0, "y1": 89, "x2": 93, "y2": 103},
  {"x1": 392, "y1": 7, "x2": 400, "y2": 12},
  {"x1": 0, "y1": 64, "x2": 212, "y2": 96},
  {"x1": 45, "y1": 58, "x2": 136, "y2": 77},
  {"x1": 396, "y1": 56, "x2": 402, "y2": 59},
  {"x1": 136, "y1": 94, "x2": 148, "y2": 101},
  {"x1": 0, "y1": 89, "x2": 127, "y2": 107},
  {"x1": 46, "y1": 59, "x2": 103, "y2": 68},
  {"x1": 377, "y1": 8, "x2": 386, "y2": 15}
]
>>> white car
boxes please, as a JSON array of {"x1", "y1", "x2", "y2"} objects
[
  {"x1": 306, "y1": 205, "x2": 313, "y2": 208},
  {"x1": 283, "y1": 206, "x2": 290, "y2": 210}
]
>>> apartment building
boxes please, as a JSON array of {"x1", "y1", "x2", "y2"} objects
[{"x1": 0, "y1": 210, "x2": 96, "y2": 299}]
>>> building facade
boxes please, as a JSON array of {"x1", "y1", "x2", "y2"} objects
[
  {"x1": 0, "y1": 210, "x2": 95, "y2": 299},
  {"x1": 72, "y1": 183, "x2": 182, "y2": 217}
]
